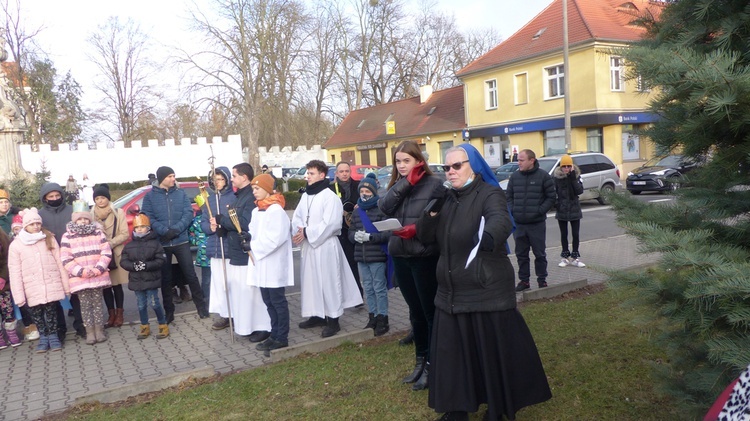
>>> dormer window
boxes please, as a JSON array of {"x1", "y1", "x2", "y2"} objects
[{"x1": 532, "y1": 28, "x2": 546, "y2": 40}]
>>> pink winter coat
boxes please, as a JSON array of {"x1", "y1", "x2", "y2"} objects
[
  {"x1": 9, "y1": 230, "x2": 70, "y2": 307},
  {"x1": 60, "y1": 225, "x2": 112, "y2": 293}
]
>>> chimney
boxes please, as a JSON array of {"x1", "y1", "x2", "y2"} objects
[{"x1": 419, "y1": 85, "x2": 433, "y2": 104}]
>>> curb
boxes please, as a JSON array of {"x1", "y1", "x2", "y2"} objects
[
  {"x1": 271, "y1": 329, "x2": 375, "y2": 362},
  {"x1": 519, "y1": 279, "x2": 589, "y2": 302},
  {"x1": 73, "y1": 366, "x2": 216, "y2": 406}
]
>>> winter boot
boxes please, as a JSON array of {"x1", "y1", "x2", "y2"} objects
[
  {"x1": 399, "y1": 330, "x2": 414, "y2": 346},
  {"x1": 0, "y1": 330, "x2": 7, "y2": 350},
  {"x1": 95, "y1": 325, "x2": 107, "y2": 343},
  {"x1": 137, "y1": 325, "x2": 150, "y2": 340},
  {"x1": 48, "y1": 333, "x2": 62, "y2": 351},
  {"x1": 105, "y1": 309, "x2": 116, "y2": 328},
  {"x1": 412, "y1": 362, "x2": 429, "y2": 391},
  {"x1": 35, "y1": 334, "x2": 50, "y2": 353},
  {"x1": 24, "y1": 323, "x2": 39, "y2": 341},
  {"x1": 113, "y1": 308, "x2": 124, "y2": 327},
  {"x1": 156, "y1": 324, "x2": 169, "y2": 339},
  {"x1": 374, "y1": 315, "x2": 389, "y2": 337},
  {"x1": 402, "y1": 356, "x2": 426, "y2": 383},
  {"x1": 85, "y1": 327, "x2": 96, "y2": 345},
  {"x1": 298, "y1": 316, "x2": 327, "y2": 329},
  {"x1": 364, "y1": 313, "x2": 375, "y2": 330},
  {"x1": 321, "y1": 317, "x2": 340, "y2": 338},
  {"x1": 4, "y1": 320, "x2": 22, "y2": 347}
]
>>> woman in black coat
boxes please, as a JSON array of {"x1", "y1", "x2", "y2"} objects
[
  {"x1": 553, "y1": 155, "x2": 585, "y2": 268},
  {"x1": 417, "y1": 144, "x2": 551, "y2": 421}
]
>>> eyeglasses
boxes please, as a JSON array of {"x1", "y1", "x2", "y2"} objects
[
  {"x1": 441, "y1": 160, "x2": 470, "y2": 172},
  {"x1": 561, "y1": 165, "x2": 573, "y2": 168}
]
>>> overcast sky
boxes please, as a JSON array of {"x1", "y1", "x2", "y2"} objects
[{"x1": 28, "y1": 0, "x2": 553, "y2": 109}]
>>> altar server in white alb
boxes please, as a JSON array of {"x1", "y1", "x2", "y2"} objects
[
  {"x1": 247, "y1": 174, "x2": 294, "y2": 355},
  {"x1": 292, "y1": 160, "x2": 362, "y2": 338}
]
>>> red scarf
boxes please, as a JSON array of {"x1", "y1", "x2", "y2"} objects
[{"x1": 256, "y1": 193, "x2": 286, "y2": 211}]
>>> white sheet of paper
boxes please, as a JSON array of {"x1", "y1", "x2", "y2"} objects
[
  {"x1": 465, "y1": 216, "x2": 485, "y2": 269},
  {"x1": 372, "y1": 218, "x2": 403, "y2": 231}
]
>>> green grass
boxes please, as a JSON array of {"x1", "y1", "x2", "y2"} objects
[{"x1": 61, "y1": 286, "x2": 682, "y2": 420}]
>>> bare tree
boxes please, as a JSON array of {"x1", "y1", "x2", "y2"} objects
[{"x1": 87, "y1": 16, "x2": 160, "y2": 145}]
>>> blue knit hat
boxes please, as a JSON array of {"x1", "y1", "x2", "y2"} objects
[{"x1": 358, "y1": 172, "x2": 378, "y2": 196}]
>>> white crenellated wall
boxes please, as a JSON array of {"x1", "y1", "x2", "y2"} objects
[
  {"x1": 257, "y1": 144, "x2": 327, "y2": 168},
  {"x1": 19, "y1": 135, "x2": 244, "y2": 184}
]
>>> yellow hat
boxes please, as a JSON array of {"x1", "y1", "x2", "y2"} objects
[
  {"x1": 0, "y1": 189, "x2": 8, "y2": 201},
  {"x1": 560, "y1": 155, "x2": 573, "y2": 167}
]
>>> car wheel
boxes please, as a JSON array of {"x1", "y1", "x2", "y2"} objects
[
  {"x1": 661, "y1": 176, "x2": 681, "y2": 194},
  {"x1": 629, "y1": 190, "x2": 641, "y2": 195},
  {"x1": 597, "y1": 184, "x2": 615, "y2": 205}
]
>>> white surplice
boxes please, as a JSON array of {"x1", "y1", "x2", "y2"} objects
[
  {"x1": 247, "y1": 204, "x2": 294, "y2": 288},
  {"x1": 291, "y1": 188, "x2": 362, "y2": 318},
  {"x1": 209, "y1": 257, "x2": 270, "y2": 336}
]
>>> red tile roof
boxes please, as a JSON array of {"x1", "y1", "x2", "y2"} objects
[
  {"x1": 457, "y1": 0, "x2": 664, "y2": 77},
  {"x1": 324, "y1": 86, "x2": 465, "y2": 148}
]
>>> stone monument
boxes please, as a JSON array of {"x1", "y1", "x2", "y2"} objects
[{"x1": 0, "y1": 28, "x2": 28, "y2": 183}]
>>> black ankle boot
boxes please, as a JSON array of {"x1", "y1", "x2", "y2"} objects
[
  {"x1": 399, "y1": 329, "x2": 414, "y2": 346},
  {"x1": 437, "y1": 411, "x2": 469, "y2": 421},
  {"x1": 321, "y1": 317, "x2": 340, "y2": 338},
  {"x1": 374, "y1": 315, "x2": 389, "y2": 336},
  {"x1": 412, "y1": 361, "x2": 429, "y2": 391},
  {"x1": 364, "y1": 313, "x2": 375, "y2": 329},
  {"x1": 402, "y1": 356, "x2": 426, "y2": 383}
]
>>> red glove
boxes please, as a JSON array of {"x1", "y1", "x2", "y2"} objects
[
  {"x1": 407, "y1": 163, "x2": 426, "y2": 186},
  {"x1": 393, "y1": 224, "x2": 417, "y2": 239}
]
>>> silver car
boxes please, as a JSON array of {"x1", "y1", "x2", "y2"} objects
[{"x1": 500, "y1": 152, "x2": 623, "y2": 205}]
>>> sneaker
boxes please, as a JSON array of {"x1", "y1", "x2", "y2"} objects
[
  {"x1": 515, "y1": 281, "x2": 530, "y2": 292},
  {"x1": 248, "y1": 330, "x2": 271, "y2": 343},
  {"x1": 25, "y1": 325, "x2": 40, "y2": 341},
  {"x1": 212, "y1": 317, "x2": 230, "y2": 330},
  {"x1": 256, "y1": 337, "x2": 288, "y2": 352},
  {"x1": 570, "y1": 258, "x2": 586, "y2": 268},
  {"x1": 538, "y1": 281, "x2": 548, "y2": 288},
  {"x1": 558, "y1": 258, "x2": 570, "y2": 267}
]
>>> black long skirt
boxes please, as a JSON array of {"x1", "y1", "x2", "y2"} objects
[{"x1": 428, "y1": 307, "x2": 552, "y2": 420}]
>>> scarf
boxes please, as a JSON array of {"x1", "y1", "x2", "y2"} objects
[
  {"x1": 357, "y1": 194, "x2": 379, "y2": 210},
  {"x1": 256, "y1": 193, "x2": 286, "y2": 211},
  {"x1": 306, "y1": 179, "x2": 329, "y2": 195},
  {"x1": 17, "y1": 229, "x2": 46, "y2": 245},
  {"x1": 93, "y1": 204, "x2": 112, "y2": 222},
  {"x1": 66, "y1": 221, "x2": 99, "y2": 236}
]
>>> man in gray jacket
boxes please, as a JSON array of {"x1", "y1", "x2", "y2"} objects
[{"x1": 505, "y1": 149, "x2": 556, "y2": 291}]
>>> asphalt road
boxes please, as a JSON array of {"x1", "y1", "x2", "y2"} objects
[{"x1": 63, "y1": 191, "x2": 674, "y2": 332}]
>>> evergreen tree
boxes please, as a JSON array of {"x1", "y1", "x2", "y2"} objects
[{"x1": 609, "y1": 0, "x2": 750, "y2": 415}]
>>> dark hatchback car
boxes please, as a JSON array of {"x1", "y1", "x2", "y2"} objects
[
  {"x1": 626, "y1": 155, "x2": 698, "y2": 194},
  {"x1": 494, "y1": 162, "x2": 519, "y2": 182}
]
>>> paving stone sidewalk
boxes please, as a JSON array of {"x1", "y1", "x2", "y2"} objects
[{"x1": 0, "y1": 234, "x2": 658, "y2": 421}]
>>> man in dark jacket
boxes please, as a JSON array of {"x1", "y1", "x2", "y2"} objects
[
  {"x1": 142, "y1": 166, "x2": 209, "y2": 323},
  {"x1": 505, "y1": 149, "x2": 556, "y2": 291},
  {"x1": 38, "y1": 182, "x2": 84, "y2": 341},
  {"x1": 329, "y1": 162, "x2": 363, "y2": 299}
]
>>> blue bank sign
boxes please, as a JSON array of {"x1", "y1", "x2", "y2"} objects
[{"x1": 468, "y1": 112, "x2": 658, "y2": 139}]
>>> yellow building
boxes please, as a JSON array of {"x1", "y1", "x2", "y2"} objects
[
  {"x1": 324, "y1": 86, "x2": 466, "y2": 166},
  {"x1": 456, "y1": 0, "x2": 665, "y2": 174}
]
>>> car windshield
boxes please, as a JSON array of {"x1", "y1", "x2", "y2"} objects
[
  {"x1": 113, "y1": 187, "x2": 146, "y2": 209},
  {"x1": 377, "y1": 166, "x2": 392, "y2": 176},
  {"x1": 495, "y1": 163, "x2": 516, "y2": 173},
  {"x1": 537, "y1": 158, "x2": 558, "y2": 173},
  {"x1": 646, "y1": 155, "x2": 683, "y2": 167}
]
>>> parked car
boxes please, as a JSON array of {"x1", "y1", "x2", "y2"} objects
[
  {"x1": 290, "y1": 167, "x2": 307, "y2": 180},
  {"x1": 349, "y1": 165, "x2": 381, "y2": 181},
  {"x1": 626, "y1": 154, "x2": 698, "y2": 194},
  {"x1": 281, "y1": 167, "x2": 298, "y2": 178},
  {"x1": 113, "y1": 181, "x2": 202, "y2": 234},
  {"x1": 500, "y1": 152, "x2": 623, "y2": 205},
  {"x1": 494, "y1": 162, "x2": 519, "y2": 182}
]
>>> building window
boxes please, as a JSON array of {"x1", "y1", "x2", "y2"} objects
[
  {"x1": 544, "y1": 129, "x2": 566, "y2": 155},
  {"x1": 545, "y1": 64, "x2": 564, "y2": 99},
  {"x1": 485, "y1": 79, "x2": 498, "y2": 110},
  {"x1": 610, "y1": 56, "x2": 624, "y2": 92},
  {"x1": 514, "y1": 73, "x2": 528, "y2": 105},
  {"x1": 439, "y1": 141, "x2": 453, "y2": 162},
  {"x1": 636, "y1": 74, "x2": 650, "y2": 92},
  {"x1": 586, "y1": 128, "x2": 603, "y2": 153}
]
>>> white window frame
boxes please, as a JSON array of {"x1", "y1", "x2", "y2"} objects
[
  {"x1": 514, "y1": 72, "x2": 529, "y2": 105},
  {"x1": 610, "y1": 56, "x2": 625, "y2": 92},
  {"x1": 485, "y1": 79, "x2": 498, "y2": 110},
  {"x1": 545, "y1": 64, "x2": 565, "y2": 99},
  {"x1": 636, "y1": 74, "x2": 651, "y2": 92}
]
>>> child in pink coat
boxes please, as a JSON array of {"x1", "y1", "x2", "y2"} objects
[
  {"x1": 60, "y1": 201, "x2": 112, "y2": 345},
  {"x1": 8, "y1": 208, "x2": 70, "y2": 353}
]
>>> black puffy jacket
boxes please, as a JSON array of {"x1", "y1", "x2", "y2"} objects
[
  {"x1": 505, "y1": 160, "x2": 556, "y2": 224},
  {"x1": 378, "y1": 175, "x2": 445, "y2": 258},
  {"x1": 120, "y1": 231, "x2": 166, "y2": 291},
  {"x1": 216, "y1": 184, "x2": 256, "y2": 266},
  {"x1": 553, "y1": 165, "x2": 583, "y2": 221},
  {"x1": 347, "y1": 205, "x2": 391, "y2": 263},
  {"x1": 417, "y1": 176, "x2": 516, "y2": 314}
]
